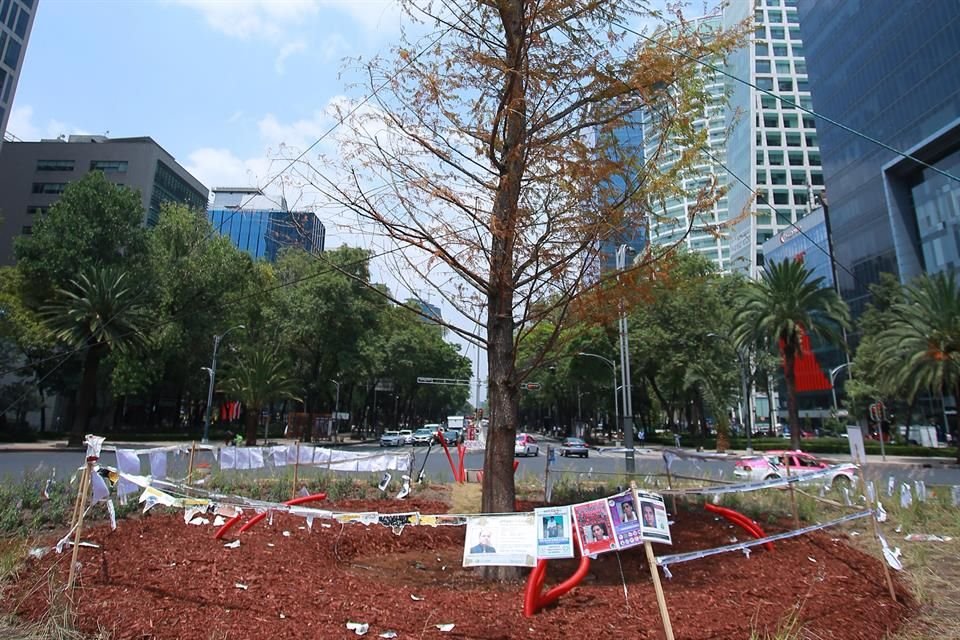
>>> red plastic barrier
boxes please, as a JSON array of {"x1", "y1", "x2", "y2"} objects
[
  {"x1": 523, "y1": 535, "x2": 590, "y2": 617},
  {"x1": 214, "y1": 493, "x2": 328, "y2": 539},
  {"x1": 437, "y1": 431, "x2": 460, "y2": 483},
  {"x1": 237, "y1": 492, "x2": 328, "y2": 534},
  {"x1": 705, "y1": 502, "x2": 773, "y2": 551},
  {"x1": 214, "y1": 513, "x2": 243, "y2": 540}
]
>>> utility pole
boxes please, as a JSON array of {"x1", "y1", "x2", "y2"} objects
[{"x1": 616, "y1": 244, "x2": 636, "y2": 473}]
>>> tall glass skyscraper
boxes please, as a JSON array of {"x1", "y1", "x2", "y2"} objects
[
  {"x1": 208, "y1": 188, "x2": 325, "y2": 262},
  {"x1": 641, "y1": 15, "x2": 731, "y2": 269},
  {"x1": 0, "y1": 0, "x2": 37, "y2": 147},
  {"x1": 724, "y1": 0, "x2": 824, "y2": 279},
  {"x1": 798, "y1": 0, "x2": 960, "y2": 316}
]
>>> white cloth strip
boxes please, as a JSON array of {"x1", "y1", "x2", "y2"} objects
[
  {"x1": 655, "y1": 510, "x2": 872, "y2": 567},
  {"x1": 662, "y1": 465, "x2": 843, "y2": 496}
]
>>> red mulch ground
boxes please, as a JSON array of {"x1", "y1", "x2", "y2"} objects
[{"x1": 4, "y1": 498, "x2": 913, "y2": 640}]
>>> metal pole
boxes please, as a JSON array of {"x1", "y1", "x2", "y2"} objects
[
  {"x1": 576, "y1": 353, "x2": 618, "y2": 439},
  {"x1": 202, "y1": 334, "x2": 221, "y2": 444},
  {"x1": 740, "y1": 350, "x2": 753, "y2": 454},
  {"x1": 616, "y1": 245, "x2": 636, "y2": 473}
]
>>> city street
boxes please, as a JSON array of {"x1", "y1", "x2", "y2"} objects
[{"x1": 2, "y1": 440, "x2": 957, "y2": 489}]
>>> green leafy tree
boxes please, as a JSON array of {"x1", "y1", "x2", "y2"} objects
[
  {"x1": 111, "y1": 203, "x2": 255, "y2": 430},
  {"x1": 14, "y1": 171, "x2": 146, "y2": 297},
  {"x1": 41, "y1": 267, "x2": 150, "y2": 446},
  {"x1": 220, "y1": 344, "x2": 302, "y2": 445},
  {"x1": 875, "y1": 272, "x2": 960, "y2": 460},
  {"x1": 267, "y1": 247, "x2": 388, "y2": 415},
  {"x1": 732, "y1": 259, "x2": 850, "y2": 450}
]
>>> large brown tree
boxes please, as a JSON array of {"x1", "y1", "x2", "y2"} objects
[{"x1": 303, "y1": 1, "x2": 744, "y2": 578}]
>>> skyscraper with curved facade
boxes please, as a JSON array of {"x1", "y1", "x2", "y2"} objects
[{"x1": 0, "y1": 0, "x2": 37, "y2": 147}]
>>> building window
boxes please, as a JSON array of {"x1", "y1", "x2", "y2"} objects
[
  {"x1": 756, "y1": 42, "x2": 768, "y2": 56},
  {"x1": 757, "y1": 77, "x2": 774, "y2": 90},
  {"x1": 766, "y1": 132, "x2": 782, "y2": 146},
  {"x1": 90, "y1": 160, "x2": 129, "y2": 173},
  {"x1": 776, "y1": 61, "x2": 791, "y2": 74},
  {"x1": 36, "y1": 159, "x2": 75, "y2": 172},
  {"x1": 773, "y1": 191, "x2": 790, "y2": 205},
  {"x1": 794, "y1": 191, "x2": 808, "y2": 205},
  {"x1": 3, "y1": 37, "x2": 20, "y2": 68},
  {"x1": 20, "y1": 225, "x2": 32, "y2": 235},
  {"x1": 26, "y1": 205, "x2": 48, "y2": 216},
  {"x1": 14, "y1": 4, "x2": 28, "y2": 38},
  {"x1": 31, "y1": 182, "x2": 68, "y2": 194},
  {"x1": 778, "y1": 79, "x2": 793, "y2": 92},
  {"x1": 790, "y1": 171, "x2": 806, "y2": 185},
  {"x1": 770, "y1": 27, "x2": 785, "y2": 40},
  {"x1": 770, "y1": 170, "x2": 787, "y2": 185},
  {"x1": 786, "y1": 133, "x2": 801, "y2": 147},
  {"x1": 756, "y1": 60, "x2": 771, "y2": 73},
  {"x1": 773, "y1": 44, "x2": 788, "y2": 56},
  {"x1": 0, "y1": 0, "x2": 11, "y2": 24},
  {"x1": 763, "y1": 114, "x2": 779, "y2": 128}
]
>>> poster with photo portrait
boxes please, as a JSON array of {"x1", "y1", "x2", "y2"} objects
[
  {"x1": 534, "y1": 505, "x2": 574, "y2": 559},
  {"x1": 636, "y1": 491, "x2": 672, "y2": 545},
  {"x1": 608, "y1": 490, "x2": 643, "y2": 550},
  {"x1": 571, "y1": 498, "x2": 617, "y2": 556}
]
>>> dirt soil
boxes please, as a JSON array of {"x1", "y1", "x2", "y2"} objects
[{"x1": 5, "y1": 498, "x2": 913, "y2": 640}]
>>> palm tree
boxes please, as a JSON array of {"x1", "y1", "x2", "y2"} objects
[
  {"x1": 875, "y1": 272, "x2": 960, "y2": 461},
  {"x1": 732, "y1": 259, "x2": 850, "y2": 451},
  {"x1": 42, "y1": 267, "x2": 149, "y2": 446},
  {"x1": 220, "y1": 344, "x2": 301, "y2": 445}
]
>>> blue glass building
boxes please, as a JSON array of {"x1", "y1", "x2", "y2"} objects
[
  {"x1": 595, "y1": 109, "x2": 648, "y2": 273},
  {"x1": 798, "y1": 0, "x2": 960, "y2": 316},
  {"x1": 208, "y1": 188, "x2": 325, "y2": 262}
]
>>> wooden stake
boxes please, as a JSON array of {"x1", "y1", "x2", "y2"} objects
[
  {"x1": 66, "y1": 462, "x2": 92, "y2": 599},
  {"x1": 856, "y1": 465, "x2": 897, "y2": 601},
  {"x1": 292, "y1": 441, "x2": 300, "y2": 500},
  {"x1": 663, "y1": 466, "x2": 678, "y2": 515},
  {"x1": 632, "y1": 481, "x2": 675, "y2": 640},
  {"x1": 186, "y1": 441, "x2": 197, "y2": 485}
]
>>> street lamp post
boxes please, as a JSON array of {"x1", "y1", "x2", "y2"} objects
[
  {"x1": 330, "y1": 379, "x2": 341, "y2": 440},
  {"x1": 616, "y1": 244, "x2": 636, "y2": 473},
  {"x1": 829, "y1": 363, "x2": 851, "y2": 416},
  {"x1": 201, "y1": 325, "x2": 245, "y2": 444},
  {"x1": 576, "y1": 352, "x2": 618, "y2": 438}
]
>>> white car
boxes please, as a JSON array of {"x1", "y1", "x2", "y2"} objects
[
  {"x1": 380, "y1": 431, "x2": 403, "y2": 447},
  {"x1": 514, "y1": 433, "x2": 539, "y2": 457},
  {"x1": 399, "y1": 429, "x2": 413, "y2": 445}
]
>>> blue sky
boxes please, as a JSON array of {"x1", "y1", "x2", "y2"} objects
[{"x1": 10, "y1": 0, "x2": 404, "y2": 194}]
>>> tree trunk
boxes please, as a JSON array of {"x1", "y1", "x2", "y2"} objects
[
  {"x1": 244, "y1": 405, "x2": 259, "y2": 445},
  {"x1": 69, "y1": 345, "x2": 105, "y2": 447},
  {"x1": 784, "y1": 349, "x2": 801, "y2": 451}
]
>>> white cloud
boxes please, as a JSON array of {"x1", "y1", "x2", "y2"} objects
[
  {"x1": 6, "y1": 105, "x2": 91, "y2": 141},
  {"x1": 184, "y1": 147, "x2": 273, "y2": 193},
  {"x1": 172, "y1": 0, "x2": 321, "y2": 39},
  {"x1": 274, "y1": 40, "x2": 308, "y2": 74}
]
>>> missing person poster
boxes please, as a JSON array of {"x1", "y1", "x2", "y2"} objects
[
  {"x1": 636, "y1": 491, "x2": 672, "y2": 545},
  {"x1": 535, "y1": 505, "x2": 574, "y2": 559},
  {"x1": 462, "y1": 514, "x2": 537, "y2": 567},
  {"x1": 572, "y1": 498, "x2": 617, "y2": 556},
  {"x1": 608, "y1": 490, "x2": 643, "y2": 550},
  {"x1": 846, "y1": 425, "x2": 866, "y2": 465}
]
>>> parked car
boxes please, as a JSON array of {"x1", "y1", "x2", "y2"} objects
[
  {"x1": 733, "y1": 450, "x2": 856, "y2": 488},
  {"x1": 399, "y1": 429, "x2": 414, "y2": 445},
  {"x1": 560, "y1": 436, "x2": 589, "y2": 458},
  {"x1": 412, "y1": 427, "x2": 437, "y2": 446},
  {"x1": 380, "y1": 431, "x2": 403, "y2": 447},
  {"x1": 515, "y1": 433, "x2": 540, "y2": 457}
]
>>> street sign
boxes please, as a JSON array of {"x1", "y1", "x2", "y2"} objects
[
  {"x1": 375, "y1": 380, "x2": 394, "y2": 392},
  {"x1": 523, "y1": 382, "x2": 541, "y2": 391},
  {"x1": 334, "y1": 412, "x2": 350, "y2": 420},
  {"x1": 417, "y1": 377, "x2": 471, "y2": 386}
]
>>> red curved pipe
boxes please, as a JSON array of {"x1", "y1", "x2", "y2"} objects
[
  {"x1": 523, "y1": 536, "x2": 591, "y2": 617},
  {"x1": 237, "y1": 492, "x2": 328, "y2": 534},
  {"x1": 705, "y1": 502, "x2": 773, "y2": 551},
  {"x1": 214, "y1": 493, "x2": 328, "y2": 539},
  {"x1": 214, "y1": 513, "x2": 243, "y2": 540}
]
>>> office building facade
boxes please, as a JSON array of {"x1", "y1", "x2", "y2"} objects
[
  {"x1": 798, "y1": 0, "x2": 960, "y2": 316},
  {"x1": 724, "y1": 0, "x2": 825, "y2": 278},
  {"x1": 641, "y1": 15, "x2": 731, "y2": 269},
  {"x1": 0, "y1": 0, "x2": 36, "y2": 147},
  {"x1": 0, "y1": 135, "x2": 208, "y2": 265},
  {"x1": 207, "y1": 188, "x2": 325, "y2": 262}
]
